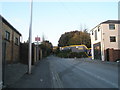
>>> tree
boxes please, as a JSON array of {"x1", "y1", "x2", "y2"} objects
[
  {"x1": 40, "y1": 40, "x2": 53, "y2": 57},
  {"x1": 58, "y1": 30, "x2": 91, "y2": 48}
]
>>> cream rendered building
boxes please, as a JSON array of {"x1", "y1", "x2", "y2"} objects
[{"x1": 90, "y1": 20, "x2": 120, "y2": 61}]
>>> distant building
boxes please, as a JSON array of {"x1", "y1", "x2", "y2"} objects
[
  {"x1": 90, "y1": 20, "x2": 120, "y2": 61},
  {"x1": 60, "y1": 45, "x2": 88, "y2": 52},
  {"x1": 2, "y1": 16, "x2": 21, "y2": 63}
]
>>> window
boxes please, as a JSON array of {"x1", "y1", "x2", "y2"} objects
[
  {"x1": 95, "y1": 30, "x2": 97, "y2": 40},
  {"x1": 110, "y1": 36, "x2": 116, "y2": 42},
  {"x1": 109, "y1": 24, "x2": 115, "y2": 30},
  {"x1": 15, "y1": 37, "x2": 19, "y2": 45},
  {"x1": 5, "y1": 31, "x2": 10, "y2": 41}
]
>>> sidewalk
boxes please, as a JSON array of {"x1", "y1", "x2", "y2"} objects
[
  {"x1": 5, "y1": 63, "x2": 27, "y2": 87},
  {"x1": 7, "y1": 59, "x2": 52, "y2": 88}
]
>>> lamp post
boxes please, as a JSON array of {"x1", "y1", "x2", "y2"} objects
[{"x1": 28, "y1": 0, "x2": 33, "y2": 74}]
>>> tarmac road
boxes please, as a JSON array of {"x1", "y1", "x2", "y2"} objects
[{"x1": 9, "y1": 55, "x2": 118, "y2": 88}]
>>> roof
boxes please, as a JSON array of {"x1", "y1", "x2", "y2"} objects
[
  {"x1": 90, "y1": 20, "x2": 120, "y2": 32},
  {"x1": 1, "y1": 16, "x2": 22, "y2": 36},
  {"x1": 101, "y1": 20, "x2": 120, "y2": 24}
]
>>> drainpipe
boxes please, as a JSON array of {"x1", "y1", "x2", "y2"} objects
[{"x1": 101, "y1": 25, "x2": 105, "y2": 61}]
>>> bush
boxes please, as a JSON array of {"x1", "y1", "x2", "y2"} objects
[
  {"x1": 56, "y1": 50, "x2": 88, "y2": 58},
  {"x1": 68, "y1": 52, "x2": 88, "y2": 58}
]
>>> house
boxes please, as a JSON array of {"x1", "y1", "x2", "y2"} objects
[
  {"x1": 1, "y1": 16, "x2": 21, "y2": 63},
  {"x1": 90, "y1": 20, "x2": 120, "y2": 61}
]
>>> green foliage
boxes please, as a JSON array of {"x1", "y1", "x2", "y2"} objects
[
  {"x1": 53, "y1": 47, "x2": 60, "y2": 54},
  {"x1": 56, "y1": 50, "x2": 88, "y2": 58},
  {"x1": 56, "y1": 50, "x2": 71, "y2": 58},
  {"x1": 58, "y1": 30, "x2": 91, "y2": 48},
  {"x1": 39, "y1": 40, "x2": 53, "y2": 57},
  {"x1": 68, "y1": 52, "x2": 88, "y2": 58}
]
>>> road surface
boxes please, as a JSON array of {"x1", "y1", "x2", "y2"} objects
[{"x1": 9, "y1": 55, "x2": 118, "y2": 88}]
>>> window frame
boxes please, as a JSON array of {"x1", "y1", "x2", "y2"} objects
[
  {"x1": 110, "y1": 36, "x2": 116, "y2": 42},
  {"x1": 15, "y1": 37, "x2": 19, "y2": 45},
  {"x1": 109, "y1": 24, "x2": 115, "y2": 30},
  {"x1": 95, "y1": 30, "x2": 97, "y2": 40},
  {"x1": 5, "y1": 31, "x2": 10, "y2": 41}
]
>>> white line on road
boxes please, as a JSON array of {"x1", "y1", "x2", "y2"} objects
[{"x1": 51, "y1": 72, "x2": 64, "y2": 88}]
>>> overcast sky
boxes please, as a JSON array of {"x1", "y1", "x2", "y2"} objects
[{"x1": 1, "y1": 1, "x2": 118, "y2": 46}]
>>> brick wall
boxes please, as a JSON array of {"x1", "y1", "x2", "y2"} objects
[
  {"x1": 2, "y1": 21, "x2": 21, "y2": 63},
  {"x1": 20, "y1": 43, "x2": 42, "y2": 65},
  {"x1": 106, "y1": 48, "x2": 120, "y2": 62}
]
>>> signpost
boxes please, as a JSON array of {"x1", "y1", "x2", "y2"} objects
[{"x1": 35, "y1": 36, "x2": 40, "y2": 61}]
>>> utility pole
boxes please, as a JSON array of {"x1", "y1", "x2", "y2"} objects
[{"x1": 28, "y1": 0, "x2": 33, "y2": 74}]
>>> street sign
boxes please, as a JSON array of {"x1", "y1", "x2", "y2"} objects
[{"x1": 35, "y1": 37, "x2": 40, "y2": 41}]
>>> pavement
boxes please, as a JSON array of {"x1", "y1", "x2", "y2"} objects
[
  {"x1": 4, "y1": 63, "x2": 27, "y2": 87},
  {"x1": 4, "y1": 55, "x2": 119, "y2": 89},
  {"x1": 8, "y1": 58, "x2": 52, "y2": 88}
]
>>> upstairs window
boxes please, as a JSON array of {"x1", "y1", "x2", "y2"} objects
[
  {"x1": 5, "y1": 31, "x2": 10, "y2": 41},
  {"x1": 15, "y1": 37, "x2": 19, "y2": 45},
  {"x1": 109, "y1": 24, "x2": 115, "y2": 30},
  {"x1": 95, "y1": 30, "x2": 97, "y2": 40},
  {"x1": 110, "y1": 36, "x2": 116, "y2": 42}
]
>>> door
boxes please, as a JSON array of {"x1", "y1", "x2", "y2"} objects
[{"x1": 93, "y1": 42, "x2": 101, "y2": 60}]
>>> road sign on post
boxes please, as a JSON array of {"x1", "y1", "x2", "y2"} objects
[
  {"x1": 35, "y1": 36, "x2": 40, "y2": 61},
  {"x1": 35, "y1": 37, "x2": 40, "y2": 41}
]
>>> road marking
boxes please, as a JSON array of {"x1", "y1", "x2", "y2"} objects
[{"x1": 51, "y1": 71, "x2": 63, "y2": 88}]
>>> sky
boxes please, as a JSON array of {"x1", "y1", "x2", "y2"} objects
[{"x1": 0, "y1": 0, "x2": 118, "y2": 46}]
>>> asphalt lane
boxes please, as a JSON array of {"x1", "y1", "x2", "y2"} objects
[
  {"x1": 9, "y1": 55, "x2": 118, "y2": 88},
  {"x1": 48, "y1": 55, "x2": 118, "y2": 88}
]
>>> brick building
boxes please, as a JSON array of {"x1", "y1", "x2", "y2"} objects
[
  {"x1": 90, "y1": 20, "x2": 120, "y2": 61},
  {"x1": 1, "y1": 16, "x2": 21, "y2": 63}
]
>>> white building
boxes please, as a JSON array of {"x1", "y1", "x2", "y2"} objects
[{"x1": 90, "y1": 20, "x2": 120, "y2": 61}]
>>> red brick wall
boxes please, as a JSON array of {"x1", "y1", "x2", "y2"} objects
[{"x1": 106, "y1": 48, "x2": 120, "y2": 62}]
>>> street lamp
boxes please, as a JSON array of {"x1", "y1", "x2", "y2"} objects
[{"x1": 28, "y1": 0, "x2": 33, "y2": 74}]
